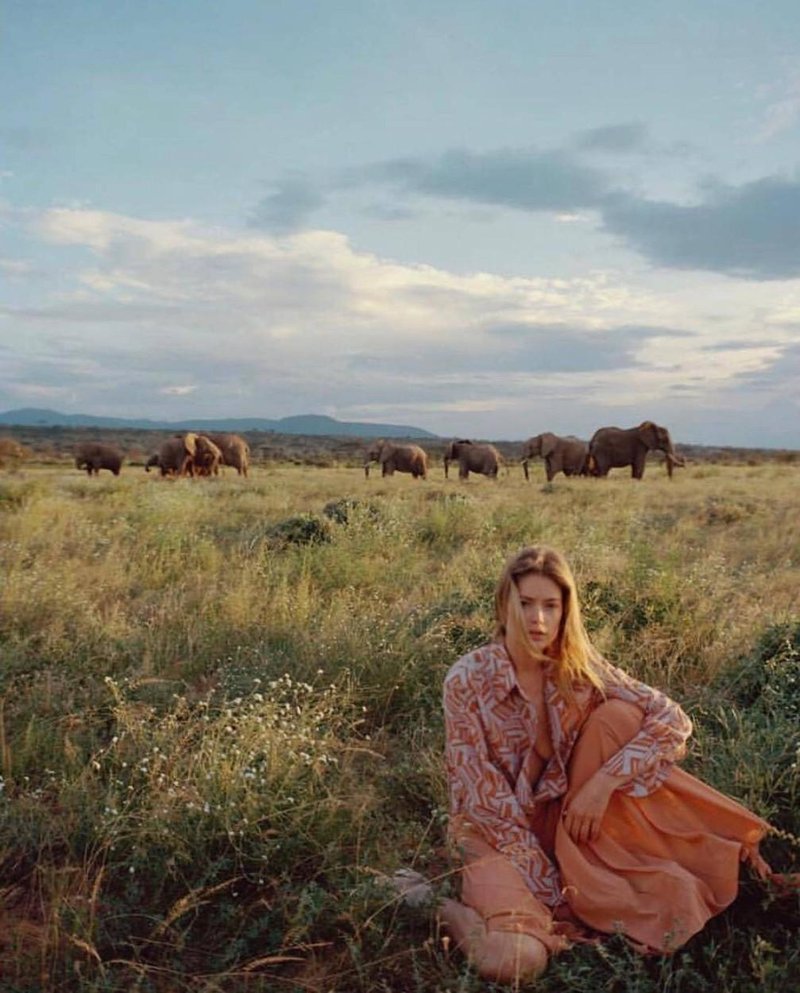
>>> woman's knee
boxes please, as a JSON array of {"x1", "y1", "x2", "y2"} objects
[
  {"x1": 473, "y1": 931, "x2": 548, "y2": 984},
  {"x1": 583, "y1": 698, "x2": 643, "y2": 743}
]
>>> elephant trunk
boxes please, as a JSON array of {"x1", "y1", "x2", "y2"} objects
[
  {"x1": 522, "y1": 459, "x2": 530, "y2": 481},
  {"x1": 665, "y1": 451, "x2": 685, "y2": 478},
  {"x1": 364, "y1": 462, "x2": 370, "y2": 478},
  {"x1": 443, "y1": 456, "x2": 450, "y2": 479}
]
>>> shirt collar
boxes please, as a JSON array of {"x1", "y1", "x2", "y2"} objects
[{"x1": 487, "y1": 640, "x2": 521, "y2": 701}]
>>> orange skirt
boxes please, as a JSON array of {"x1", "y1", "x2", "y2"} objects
[
  {"x1": 452, "y1": 700, "x2": 772, "y2": 954},
  {"x1": 556, "y1": 763, "x2": 770, "y2": 950}
]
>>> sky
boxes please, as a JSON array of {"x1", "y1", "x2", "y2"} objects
[{"x1": 2, "y1": 0, "x2": 800, "y2": 447}]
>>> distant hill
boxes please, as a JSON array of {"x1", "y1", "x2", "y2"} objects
[{"x1": 0, "y1": 408, "x2": 438, "y2": 439}]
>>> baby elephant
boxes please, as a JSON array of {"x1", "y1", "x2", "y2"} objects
[{"x1": 74, "y1": 441, "x2": 124, "y2": 476}]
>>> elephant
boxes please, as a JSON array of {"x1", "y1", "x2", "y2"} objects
[
  {"x1": 587, "y1": 421, "x2": 685, "y2": 479},
  {"x1": 205, "y1": 433, "x2": 250, "y2": 476},
  {"x1": 0, "y1": 437, "x2": 26, "y2": 466},
  {"x1": 364, "y1": 440, "x2": 428, "y2": 479},
  {"x1": 444, "y1": 439, "x2": 502, "y2": 480},
  {"x1": 192, "y1": 434, "x2": 223, "y2": 476},
  {"x1": 521, "y1": 433, "x2": 589, "y2": 482},
  {"x1": 74, "y1": 441, "x2": 124, "y2": 476},
  {"x1": 145, "y1": 433, "x2": 199, "y2": 477}
]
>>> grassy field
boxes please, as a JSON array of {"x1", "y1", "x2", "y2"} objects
[{"x1": 0, "y1": 460, "x2": 798, "y2": 992}]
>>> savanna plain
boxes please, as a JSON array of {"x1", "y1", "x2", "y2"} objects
[{"x1": 0, "y1": 457, "x2": 798, "y2": 992}]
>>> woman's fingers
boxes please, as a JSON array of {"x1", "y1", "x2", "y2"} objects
[{"x1": 564, "y1": 809, "x2": 600, "y2": 845}]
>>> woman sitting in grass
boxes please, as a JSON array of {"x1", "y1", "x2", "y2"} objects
[{"x1": 434, "y1": 544, "x2": 783, "y2": 984}]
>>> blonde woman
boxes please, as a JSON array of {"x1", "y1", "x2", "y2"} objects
[{"x1": 439, "y1": 546, "x2": 777, "y2": 984}]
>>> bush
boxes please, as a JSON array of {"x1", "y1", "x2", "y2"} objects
[{"x1": 266, "y1": 513, "x2": 332, "y2": 547}]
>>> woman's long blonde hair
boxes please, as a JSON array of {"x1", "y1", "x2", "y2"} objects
[{"x1": 494, "y1": 545, "x2": 606, "y2": 698}]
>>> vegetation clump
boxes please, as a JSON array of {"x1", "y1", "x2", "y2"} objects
[
  {"x1": 322, "y1": 497, "x2": 381, "y2": 525},
  {"x1": 266, "y1": 512, "x2": 332, "y2": 547}
]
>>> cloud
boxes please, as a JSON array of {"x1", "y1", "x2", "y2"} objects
[
  {"x1": 239, "y1": 123, "x2": 800, "y2": 281},
  {"x1": 352, "y1": 322, "x2": 691, "y2": 378},
  {"x1": 485, "y1": 323, "x2": 692, "y2": 372},
  {"x1": 0, "y1": 258, "x2": 34, "y2": 277},
  {"x1": 602, "y1": 176, "x2": 800, "y2": 279},
  {"x1": 365, "y1": 147, "x2": 611, "y2": 212},
  {"x1": 160, "y1": 385, "x2": 198, "y2": 397},
  {"x1": 3, "y1": 205, "x2": 795, "y2": 444},
  {"x1": 755, "y1": 72, "x2": 800, "y2": 142},
  {"x1": 572, "y1": 123, "x2": 649, "y2": 153},
  {"x1": 247, "y1": 174, "x2": 326, "y2": 233},
  {"x1": 733, "y1": 339, "x2": 800, "y2": 392},
  {"x1": 347, "y1": 139, "x2": 799, "y2": 279}
]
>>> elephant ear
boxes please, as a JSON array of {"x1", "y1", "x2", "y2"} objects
[
  {"x1": 637, "y1": 421, "x2": 658, "y2": 447},
  {"x1": 540, "y1": 433, "x2": 557, "y2": 457},
  {"x1": 183, "y1": 432, "x2": 198, "y2": 456}
]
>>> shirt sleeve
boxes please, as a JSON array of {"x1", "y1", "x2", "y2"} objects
[
  {"x1": 443, "y1": 665, "x2": 564, "y2": 906},
  {"x1": 595, "y1": 658, "x2": 693, "y2": 797}
]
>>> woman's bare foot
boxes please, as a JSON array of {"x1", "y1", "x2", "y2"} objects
[{"x1": 438, "y1": 896, "x2": 548, "y2": 983}]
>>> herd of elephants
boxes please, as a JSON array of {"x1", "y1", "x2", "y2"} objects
[{"x1": 71, "y1": 420, "x2": 685, "y2": 482}]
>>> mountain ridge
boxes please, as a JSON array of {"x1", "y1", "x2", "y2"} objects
[{"x1": 0, "y1": 407, "x2": 438, "y2": 439}]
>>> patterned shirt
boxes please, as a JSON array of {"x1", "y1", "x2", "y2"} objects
[{"x1": 443, "y1": 641, "x2": 693, "y2": 906}]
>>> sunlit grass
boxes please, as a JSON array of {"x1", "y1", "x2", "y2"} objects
[{"x1": 0, "y1": 462, "x2": 798, "y2": 990}]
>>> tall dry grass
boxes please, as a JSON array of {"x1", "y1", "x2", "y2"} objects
[{"x1": 0, "y1": 461, "x2": 798, "y2": 991}]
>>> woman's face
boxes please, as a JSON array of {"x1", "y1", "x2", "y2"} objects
[{"x1": 515, "y1": 572, "x2": 564, "y2": 654}]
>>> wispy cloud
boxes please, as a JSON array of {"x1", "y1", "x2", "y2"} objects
[
  {"x1": 247, "y1": 173, "x2": 326, "y2": 233},
  {"x1": 571, "y1": 123, "x2": 650, "y2": 153},
  {"x1": 362, "y1": 147, "x2": 612, "y2": 212},
  {"x1": 755, "y1": 71, "x2": 800, "y2": 142}
]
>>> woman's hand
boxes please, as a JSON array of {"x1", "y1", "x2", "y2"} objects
[{"x1": 561, "y1": 771, "x2": 619, "y2": 845}]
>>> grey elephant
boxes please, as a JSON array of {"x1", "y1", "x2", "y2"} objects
[
  {"x1": 444, "y1": 439, "x2": 502, "y2": 480},
  {"x1": 521, "y1": 433, "x2": 588, "y2": 482},
  {"x1": 145, "y1": 433, "x2": 199, "y2": 477},
  {"x1": 74, "y1": 441, "x2": 124, "y2": 476},
  {"x1": 364, "y1": 440, "x2": 428, "y2": 479},
  {"x1": 205, "y1": 433, "x2": 250, "y2": 476},
  {"x1": 587, "y1": 421, "x2": 685, "y2": 479}
]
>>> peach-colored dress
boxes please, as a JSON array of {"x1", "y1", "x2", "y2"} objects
[{"x1": 444, "y1": 642, "x2": 772, "y2": 953}]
